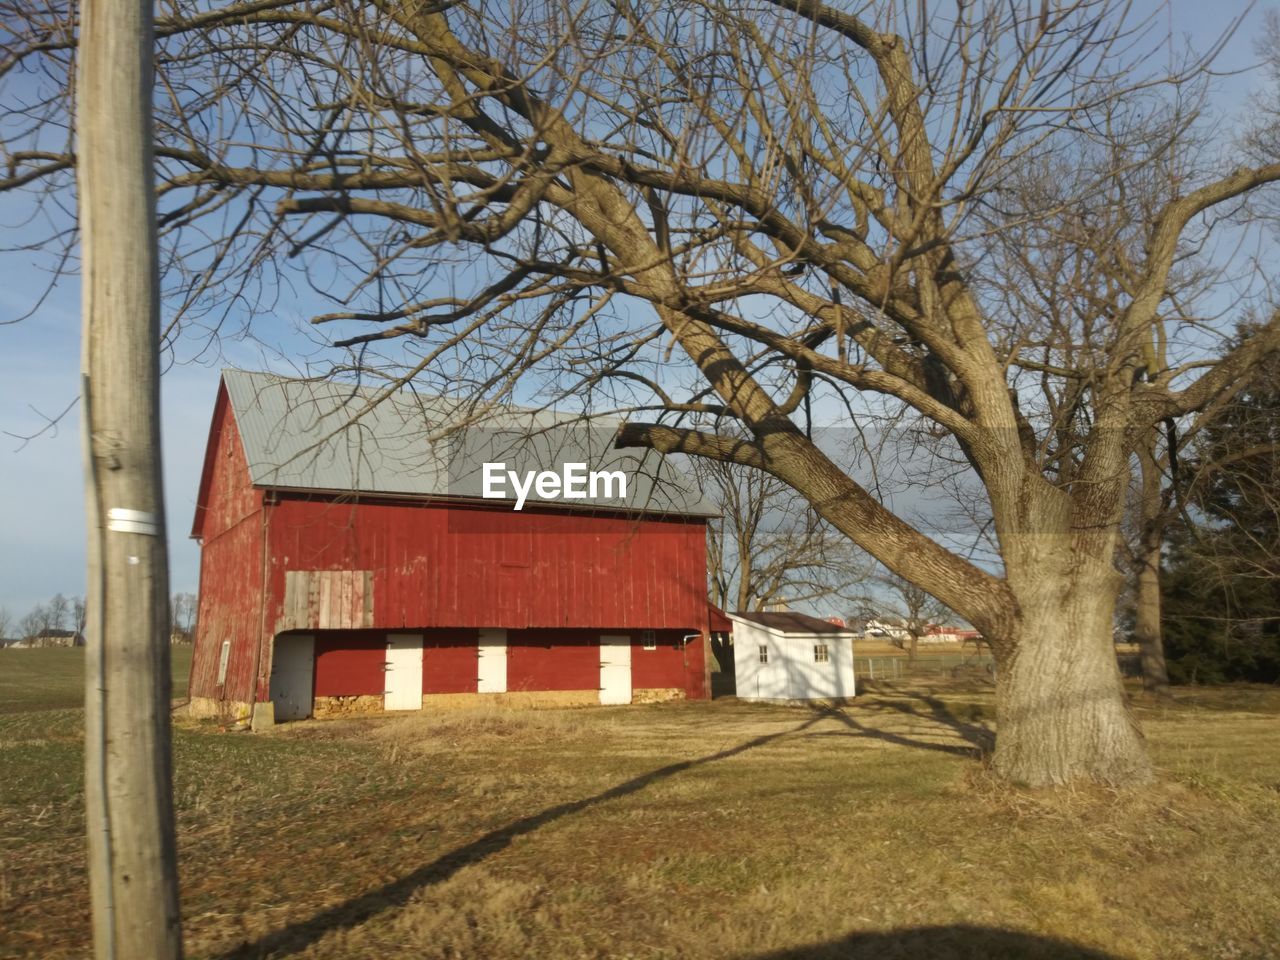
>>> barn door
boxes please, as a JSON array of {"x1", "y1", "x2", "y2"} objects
[
  {"x1": 269, "y1": 634, "x2": 314, "y2": 721},
  {"x1": 385, "y1": 634, "x2": 424, "y2": 710},
  {"x1": 599, "y1": 635, "x2": 632, "y2": 705},
  {"x1": 477, "y1": 629, "x2": 508, "y2": 693}
]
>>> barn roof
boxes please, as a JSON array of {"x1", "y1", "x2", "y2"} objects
[
  {"x1": 218, "y1": 369, "x2": 717, "y2": 517},
  {"x1": 708, "y1": 604, "x2": 734, "y2": 633},
  {"x1": 728, "y1": 611, "x2": 854, "y2": 636}
]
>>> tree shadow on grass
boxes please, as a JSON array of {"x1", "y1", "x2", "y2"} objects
[
  {"x1": 806, "y1": 691, "x2": 995, "y2": 758},
  {"x1": 743, "y1": 924, "x2": 1117, "y2": 959},
  {"x1": 213, "y1": 714, "x2": 826, "y2": 959}
]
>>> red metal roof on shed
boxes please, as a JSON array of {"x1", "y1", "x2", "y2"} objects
[{"x1": 709, "y1": 604, "x2": 733, "y2": 633}]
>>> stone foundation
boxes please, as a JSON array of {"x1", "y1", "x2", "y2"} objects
[
  {"x1": 203, "y1": 686, "x2": 689, "y2": 727},
  {"x1": 250, "y1": 701, "x2": 274, "y2": 731},
  {"x1": 422, "y1": 689, "x2": 601, "y2": 710},
  {"x1": 313, "y1": 694, "x2": 385, "y2": 719},
  {"x1": 186, "y1": 696, "x2": 252, "y2": 723},
  {"x1": 633, "y1": 687, "x2": 685, "y2": 704}
]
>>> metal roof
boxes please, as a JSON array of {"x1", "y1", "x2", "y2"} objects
[
  {"x1": 221, "y1": 370, "x2": 717, "y2": 517},
  {"x1": 728, "y1": 611, "x2": 854, "y2": 635},
  {"x1": 708, "y1": 604, "x2": 734, "y2": 633}
]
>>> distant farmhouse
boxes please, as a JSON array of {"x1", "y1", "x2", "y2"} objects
[
  {"x1": 189, "y1": 371, "x2": 719, "y2": 725},
  {"x1": 4, "y1": 630, "x2": 84, "y2": 650},
  {"x1": 923, "y1": 624, "x2": 983, "y2": 644},
  {"x1": 856, "y1": 619, "x2": 982, "y2": 645}
]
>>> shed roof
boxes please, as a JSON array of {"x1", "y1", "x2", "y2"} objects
[
  {"x1": 218, "y1": 369, "x2": 717, "y2": 517},
  {"x1": 728, "y1": 611, "x2": 854, "y2": 636}
]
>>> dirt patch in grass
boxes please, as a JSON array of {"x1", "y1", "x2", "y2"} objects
[{"x1": 1, "y1": 679, "x2": 1278, "y2": 959}]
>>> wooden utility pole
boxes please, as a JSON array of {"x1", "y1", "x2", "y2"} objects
[{"x1": 77, "y1": 0, "x2": 183, "y2": 955}]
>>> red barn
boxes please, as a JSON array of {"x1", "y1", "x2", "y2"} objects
[{"x1": 188, "y1": 370, "x2": 716, "y2": 726}]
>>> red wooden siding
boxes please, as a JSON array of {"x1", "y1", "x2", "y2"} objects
[
  {"x1": 683, "y1": 639, "x2": 707, "y2": 700},
  {"x1": 425, "y1": 630, "x2": 480, "y2": 693},
  {"x1": 507, "y1": 629, "x2": 600, "y2": 691},
  {"x1": 303, "y1": 628, "x2": 704, "y2": 698},
  {"x1": 190, "y1": 520, "x2": 265, "y2": 703},
  {"x1": 313, "y1": 631, "x2": 387, "y2": 697},
  {"x1": 262, "y1": 496, "x2": 708, "y2": 634},
  {"x1": 631, "y1": 630, "x2": 704, "y2": 696},
  {"x1": 312, "y1": 630, "x2": 485, "y2": 697},
  {"x1": 190, "y1": 396, "x2": 265, "y2": 704},
  {"x1": 192, "y1": 386, "x2": 262, "y2": 540}
]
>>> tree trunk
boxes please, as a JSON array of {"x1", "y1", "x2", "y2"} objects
[
  {"x1": 737, "y1": 568, "x2": 753, "y2": 613},
  {"x1": 1133, "y1": 529, "x2": 1171, "y2": 694},
  {"x1": 992, "y1": 558, "x2": 1152, "y2": 787},
  {"x1": 77, "y1": 0, "x2": 183, "y2": 956},
  {"x1": 657, "y1": 426, "x2": 1156, "y2": 787},
  {"x1": 1133, "y1": 434, "x2": 1172, "y2": 695}
]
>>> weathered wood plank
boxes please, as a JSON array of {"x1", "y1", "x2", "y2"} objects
[
  {"x1": 280, "y1": 569, "x2": 375, "y2": 630},
  {"x1": 339, "y1": 571, "x2": 353, "y2": 628},
  {"x1": 362, "y1": 571, "x2": 374, "y2": 627},
  {"x1": 307, "y1": 574, "x2": 321, "y2": 629},
  {"x1": 281, "y1": 571, "x2": 301, "y2": 631},
  {"x1": 318, "y1": 574, "x2": 332, "y2": 630}
]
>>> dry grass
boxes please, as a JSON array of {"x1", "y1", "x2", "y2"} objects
[
  {"x1": 1, "y1": 657, "x2": 1278, "y2": 960},
  {"x1": 852, "y1": 638, "x2": 973, "y2": 657}
]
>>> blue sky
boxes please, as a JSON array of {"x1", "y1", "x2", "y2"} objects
[
  {"x1": 0, "y1": 272, "x2": 293, "y2": 619},
  {"x1": 0, "y1": 0, "x2": 1272, "y2": 624}
]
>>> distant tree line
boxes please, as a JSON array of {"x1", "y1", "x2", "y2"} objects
[
  {"x1": 0, "y1": 593, "x2": 87, "y2": 644},
  {"x1": 0, "y1": 593, "x2": 197, "y2": 645}
]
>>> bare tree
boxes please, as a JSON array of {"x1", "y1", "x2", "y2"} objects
[
  {"x1": 46, "y1": 592, "x2": 70, "y2": 633},
  {"x1": 72, "y1": 595, "x2": 87, "y2": 637},
  {"x1": 8, "y1": 596, "x2": 87, "y2": 644},
  {"x1": 170, "y1": 592, "x2": 197, "y2": 641},
  {"x1": 1125, "y1": 438, "x2": 1173, "y2": 692},
  {"x1": 857, "y1": 572, "x2": 951, "y2": 663},
  {"x1": 4, "y1": 2, "x2": 1280, "y2": 786},
  {"x1": 1119, "y1": 14, "x2": 1280, "y2": 695},
  {"x1": 699, "y1": 457, "x2": 866, "y2": 613},
  {"x1": 18, "y1": 603, "x2": 51, "y2": 640},
  {"x1": 0, "y1": 605, "x2": 12, "y2": 640}
]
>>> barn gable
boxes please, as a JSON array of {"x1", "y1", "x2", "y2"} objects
[
  {"x1": 191, "y1": 382, "x2": 263, "y2": 540},
  {"x1": 189, "y1": 387, "x2": 270, "y2": 708}
]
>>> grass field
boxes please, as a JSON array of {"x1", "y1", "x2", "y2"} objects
[
  {"x1": 1, "y1": 651, "x2": 1278, "y2": 959},
  {"x1": 0, "y1": 644, "x2": 193, "y2": 714}
]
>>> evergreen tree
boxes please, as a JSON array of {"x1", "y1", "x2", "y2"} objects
[{"x1": 1163, "y1": 339, "x2": 1280, "y2": 684}]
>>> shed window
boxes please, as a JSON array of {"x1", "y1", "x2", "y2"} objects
[
  {"x1": 641, "y1": 630, "x2": 656, "y2": 651},
  {"x1": 758, "y1": 645, "x2": 769, "y2": 664},
  {"x1": 814, "y1": 644, "x2": 830, "y2": 663},
  {"x1": 217, "y1": 639, "x2": 231, "y2": 684}
]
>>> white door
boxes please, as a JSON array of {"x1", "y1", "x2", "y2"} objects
[
  {"x1": 270, "y1": 634, "x2": 314, "y2": 721},
  {"x1": 385, "y1": 633, "x2": 424, "y2": 710},
  {"x1": 477, "y1": 628, "x2": 508, "y2": 693},
  {"x1": 599, "y1": 635, "x2": 632, "y2": 705}
]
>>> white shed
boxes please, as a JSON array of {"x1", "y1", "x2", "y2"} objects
[{"x1": 729, "y1": 612, "x2": 856, "y2": 701}]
